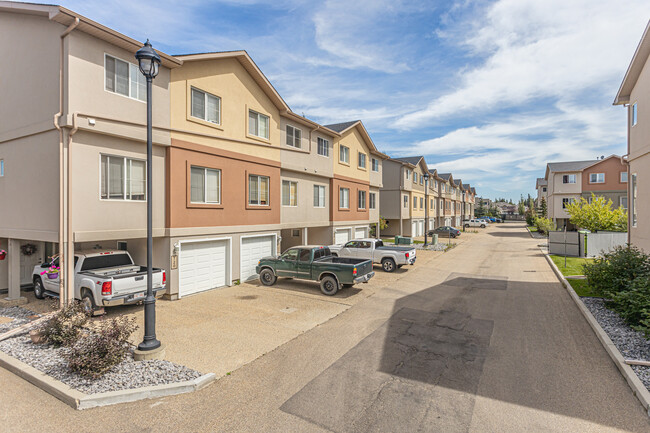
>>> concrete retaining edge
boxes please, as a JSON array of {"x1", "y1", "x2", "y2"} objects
[
  {"x1": 542, "y1": 250, "x2": 650, "y2": 416},
  {"x1": 0, "y1": 350, "x2": 215, "y2": 410}
]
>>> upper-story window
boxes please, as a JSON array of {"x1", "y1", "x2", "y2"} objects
[
  {"x1": 403, "y1": 195, "x2": 408, "y2": 208},
  {"x1": 286, "y1": 125, "x2": 302, "y2": 148},
  {"x1": 406, "y1": 170, "x2": 410, "y2": 180},
  {"x1": 369, "y1": 192, "x2": 376, "y2": 209},
  {"x1": 632, "y1": 173, "x2": 637, "y2": 227},
  {"x1": 339, "y1": 187, "x2": 350, "y2": 209},
  {"x1": 313, "y1": 185, "x2": 326, "y2": 208},
  {"x1": 413, "y1": 172, "x2": 418, "y2": 184},
  {"x1": 100, "y1": 154, "x2": 146, "y2": 201},
  {"x1": 562, "y1": 198, "x2": 575, "y2": 209},
  {"x1": 282, "y1": 180, "x2": 298, "y2": 206},
  {"x1": 542, "y1": 187, "x2": 547, "y2": 192},
  {"x1": 589, "y1": 173, "x2": 605, "y2": 183},
  {"x1": 358, "y1": 190, "x2": 366, "y2": 209},
  {"x1": 190, "y1": 166, "x2": 221, "y2": 204},
  {"x1": 248, "y1": 110, "x2": 269, "y2": 140},
  {"x1": 0, "y1": 159, "x2": 4, "y2": 177},
  {"x1": 413, "y1": 197, "x2": 417, "y2": 209},
  {"x1": 317, "y1": 137, "x2": 329, "y2": 157},
  {"x1": 562, "y1": 174, "x2": 576, "y2": 184},
  {"x1": 632, "y1": 102, "x2": 638, "y2": 126},
  {"x1": 431, "y1": 199, "x2": 434, "y2": 209},
  {"x1": 339, "y1": 145, "x2": 350, "y2": 164},
  {"x1": 434, "y1": 180, "x2": 438, "y2": 189},
  {"x1": 420, "y1": 176, "x2": 423, "y2": 185},
  {"x1": 420, "y1": 197, "x2": 423, "y2": 208},
  {"x1": 249, "y1": 175, "x2": 269, "y2": 206},
  {"x1": 191, "y1": 87, "x2": 221, "y2": 124},
  {"x1": 105, "y1": 54, "x2": 146, "y2": 102},
  {"x1": 621, "y1": 172, "x2": 628, "y2": 183},
  {"x1": 358, "y1": 152, "x2": 366, "y2": 169},
  {"x1": 371, "y1": 158, "x2": 379, "y2": 172},
  {"x1": 620, "y1": 196, "x2": 628, "y2": 210}
]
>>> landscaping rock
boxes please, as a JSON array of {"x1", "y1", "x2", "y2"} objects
[{"x1": 0, "y1": 306, "x2": 38, "y2": 335}]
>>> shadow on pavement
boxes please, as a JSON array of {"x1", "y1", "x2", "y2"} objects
[{"x1": 246, "y1": 278, "x2": 363, "y2": 299}]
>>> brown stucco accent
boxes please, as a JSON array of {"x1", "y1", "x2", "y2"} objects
[
  {"x1": 168, "y1": 141, "x2": 280, "y2": 228},
  {"x1": 582, "y1": 157, "x2": 628, "y2": 192},
  {"x1": 331, "y1": 175, "x2": 370, "y2": 222}
]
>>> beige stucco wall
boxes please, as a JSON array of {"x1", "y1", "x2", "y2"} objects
[
  {"x1": 280, "y1": 117, "x2": 335, "y2": 178},
  {"x1": 333, "y1": 127, "x2": 371, "y2": 182},
  {"x1": 280, "y1": 171, "x2": 330, "y2": 226},
  {"x1": 369, "y1": 157, "x2": 382, "y2": 187},
  {"x1": 629, "y1": 156, "x2": 650, "y2": 250},
  {"x1": 369, "y1": 186, "x2": 380, "y2": 222}
]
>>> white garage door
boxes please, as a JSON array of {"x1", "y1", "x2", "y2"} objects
[
  {"x1": 179, "y1": 239, "x2": 229, "y2": 298},
  {"x1": 418, "y1": 220, "x2": 424, "y2": 237},
  {"x1": 334, "y1": 228, "x2": 351, "y2": 244},
  {"x1": 411, "y1": 221, "x2": 417, "y2": 237},
  {"x1": 241, "y1": 235, "x2": 275, "y2": 281},
  {"x1": 355, "y1": 227, "x2": 367, "y2": 239}
]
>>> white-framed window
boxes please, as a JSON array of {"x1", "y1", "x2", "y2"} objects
[
  {"x1": 413, "y1": 197, "x2": 417, "y2": 209},
  {"x1": 339, "y1": 145, "x2": 350, "y2": 164},
  {"x1": 369, "y1": 192, "x2": 376, "y2": 209},
  {"x1": 358, "y1": 190, "x2": 366, "y2": 209},
  {"x1": 434, "y1": 180, "x2": 438, "y2": 189},
  {"x1": 403, "y1": 195, "x2": 408, "y2": 208},
  {"x1": 313, "y1": 185, "x2": 326, "y2": 208},
  {"x1": 620, "y1": 196, "x2": 628, "y2": 210},
  {"x1": 248, "y1": 110, "x2": 270, "y2": 139},
  {"x1": 286, "y1": 125, "x2": 302, "y2": 148},
  {"x1": 542, "y1": 187, "x2": 547, "y2": 192},
  {"x1": 632, "y1": 102, "x2": 637, "y2": 126},
  {"x1": 406, "y1": 170, "x2": 410, "y2": 180},
  {"x1": 339, "y1": 188, "x2": 350, "y2": 209},
  {"x1": 191, "y1": 87, "x2": 220, "y2": 124},
  {"x1": 431, "y1": 199, "x2": 434, "y2": 209},
  {"x1": 562, "y1": 198, "x2": 575, "y2": 209},
  {"x1": 589, "y1": 173, "x2": 605, "y2": 183},
  {"x1": 100, "y1": 155, "x2": 146, "y2": 201},
  {"x1": 105, "y1": 54, "x2": 146, "y2": 102},
  {"x1": 562, "y1": 174, "x2": 576, "y2": 184},
  {"x1": 371, "y1": 158, "x2": 379, "y2": 172},
  {"x1": 420, "y1": 175, "x2": 423, "y2": 185},
  {"x1": 0, "y1": 159, "x2": 3, "y2": 177},
  {"x1": 420, "y1": 197, "x2": 424, "y2": 208},
  {"x1": 632, "y1": 173, "x2": 637, "y2": 227},
  {"x1": 292, "y1": 229, "x2": 300, "y2": 237},
  {"x1": 317, "y1": 137, "x2": 329, "y2": 157},
  {"x1": 414, "y1": 173, "x2": 418, "y2": 184},
  {"x1": 358, "y1": 152, "x2": 366, "y2": 169},
  {"x1": 621, "y1": 172, "x2": 628, "y2": 183},
  {"x1": 282, "y1": 180, "x2": 298, "y2": 206},
  {"x1": 190, "y1": 166, "x2": 221, "y2": 204},
  {"x1": 248, "y1": 175, "x2": 269, "y2": 206}
]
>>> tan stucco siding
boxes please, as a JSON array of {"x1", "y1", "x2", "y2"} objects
[
  {"x1": 369, "y1": 186, "x2": 380, "y2": 222},
  {"x1": 333, "y1": 127, "x2": 371, "y2": 182},
  {"x1": 280, "y1": 171, "x2": 330, "y2": 226},
  {"x1": 629, "y1": 155, "x2": 650, "y2": 251},
  {"x1": 280, "y1": 117, "x2": 335, "y2": 178}
]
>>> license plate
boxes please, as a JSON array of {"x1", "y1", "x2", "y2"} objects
[{"x1": 132, "y1": 292, "x2": 145, "y2": 300}]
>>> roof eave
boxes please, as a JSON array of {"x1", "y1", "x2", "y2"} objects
[{"x1": 614, "y1": 20, "x2": 650, "y2": 106}]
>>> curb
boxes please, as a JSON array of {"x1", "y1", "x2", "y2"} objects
[
  {"x1": 541, "y1": 250, "x2": 650, "y2": 416},
  {"x1": 0, "y1": 350, "x2": 215, "y2": 410}
]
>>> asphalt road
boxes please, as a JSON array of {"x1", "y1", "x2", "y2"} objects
[{"x1": 1, "y1": 223, "x2": 649, "y2": 432}]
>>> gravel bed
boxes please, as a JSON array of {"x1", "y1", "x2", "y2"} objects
[
  {"x1": 0, "y1": 306, "x2": 39, "y2": 334},
  {"x1": 581, "y1": 297, "x2": 650, "y2": 391}
]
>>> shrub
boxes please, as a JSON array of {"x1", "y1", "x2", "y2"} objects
[
  {"x1": 565, "y1": 195, "x2": 627, "y2": 232},
  {"x1": 525, "y1": 209, "x2": 535, "y2": 226},
  {"x1": 40, "y1": 302, "x2": 89, "y2": 347},
  {"x1": 583, "y1": 245, "x2": 650, "y2": 298},
  {"x1": 534, "y1": 217, "x2": 554, "y2": 235},
  {"x1": 608, "y1": 277, "x2": 650, "y2": 336},
  {"x1": 64, "y1": 316, "x2": 138, "y2": 379}
]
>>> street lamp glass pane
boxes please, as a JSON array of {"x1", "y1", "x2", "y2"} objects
[{"x1": 139, "y1": 57, "x2": 152, "y2": 76}]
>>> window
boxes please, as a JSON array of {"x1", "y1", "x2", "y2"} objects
[
  {"x1": 431, "y1": 199, "x2": 434, "y2": 209},
  {"x1": 105, "y1": 55, "x2": 146, "y2": 102},
  {"x1": 358, "y1": 190, "x2": 366, "y2": 209},
  {"x1": 248, "y1": 175, "x2": 269, "y2": 206},
  {"x1": 420, "y1": 197, "x2": 424, "y2": 208},
  {"x1": 406, "y1": 170, "x2": 410, "y2": 180},
  {"x1": 621, "y1": 172, "x2": 628, "y2": 183},
  {"x1": 632, "y1": 102, "x2": 637, "y2": 126},
  {"x1": 298, "y1": 249, "x2": 311, "y2": 262},
  {"x1": 414, "y1": 173, "x2": 418, "y2": 184},
  {"x1": 404, "y1": 195, "x2": 408, "y2": 208},
  {"x1": 413, "y1": 197, "x2": 417, "y2": 209},
  {"x1": 286, "y1": 125, "x2": 302, "y2": 148},
  {"x1": 339, "y1": 188, "x2": 350, "y2": 209},
  {"x1": 369, "y1": 192, "x2": 376, "y2": 209},
  {"x1": 589, "y1": 173, "x2": 605, "y2": 183},
  {"x1": 100, "y1": 155, "x2": 146, "y2": 200},
  {"x1": 632, "y1": 173, "x2": 637, "y2": 227},
  {"x1": 191, "y1": 87, "x2": 220, "y2": 124},
  {"x1": 0, "y1": 159, "x2": 3, "y2": 177},
  {"x1": 542, "y1": 187, "x2": 547, "y2": 192},
  {"x1": 358, "y1": 152, "x2": 366, "y2": 169},
  {"x1": 562, "y1": 174, "x2": 576, "y2": 184},
  {"x1": 339, "y1": 145, "x2": 350, "y2": 164},
  {"x1": 190, "y1": 166, "x2": 221, "y2": 204},
  {"x1": 317, "y1": 137, "x2": 329, "y2": 157},
  {"x1": 371, "y1": 158, "x2": 379, "y2": 172},
  {"x1": 420, "y1": 176, "x2": 423, "y2": 185},
  {"x1": 292, "y1": 229, "x2": 300, "y2": 237},
  {"x1": 248, "y1": 110, "x2": 269, "y2": 139},
  {"x1": 620, "y1": 196, "x2": 628, "y2": 210},
  {"x1": 313, "y1": 185, "x2": 326, "y2": 208},
  {"x1": 282, "y1": 180, "x2": 297, "y2": 206},
  {"x1": 434, "y1": 180, "x2": 438, "y2": 189},
  {"x1": 562, "y1": 198, "x2": 575, "y2": 209},
  {"x1": 281, "y1": 249, "x2": 299, "y2": 261}
]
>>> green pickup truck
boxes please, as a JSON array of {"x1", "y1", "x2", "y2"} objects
[{"x1": 256, "y1": 245, "x2": 375, "y2": 295}]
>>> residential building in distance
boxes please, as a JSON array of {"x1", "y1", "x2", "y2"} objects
[
  {"x1": 615, "y1": 20, "x2": 650, "y2": 251},
  {"x1": 535, "y1": 178, "x2": 547, "y2": 206}
]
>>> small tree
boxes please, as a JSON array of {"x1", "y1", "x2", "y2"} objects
[
  {"x1": 534, "y1": 217, "x2": 554, "y2": 235},
  {"x1": 517, "y1": 200, "x2": 525, "y2": 215},
  {"x1": 565, "y1": 194, "x2": 627, "y2": 232},
  {"x1": 540, "y1": 197, "x2": 548, "y2": 218}
]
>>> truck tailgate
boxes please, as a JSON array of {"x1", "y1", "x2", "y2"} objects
[
  {"x1": 107, "y1": 269, "x2": 163, "y2": 296},
  {"x1": 354, "y1": 259, "x2": 373, "y2": 277}
]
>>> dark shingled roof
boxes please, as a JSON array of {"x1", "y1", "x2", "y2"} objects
[
  {"x1": 438, "y1": 173, "x2": 452, "y2": 181},
  {"x1": 453, "y1": 179, "x2": 461, "y2": 186},
  {"x1": 471, "y1": 187, "x2": 476, "y2": 194},
  {"x1": 323, "y1": 120, "x2": 360, "y2": 133},
  {"x1": 462, "y1": 183, "x2": 470, "y2": 189},
  {"x1": 393, "y1": 156, "x2": 424, "y2": 166},
  {"x1": 547, "y1": 160, "x2": 596, "y2": 173}
]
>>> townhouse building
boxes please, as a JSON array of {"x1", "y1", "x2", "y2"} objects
[
  {"x1": 535, "y1": 178, "x2": 548, "y2": 207},
  {"x1": 614, "y1": 20, "x2": 650, "y2": 251}
]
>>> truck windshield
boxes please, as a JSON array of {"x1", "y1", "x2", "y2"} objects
[{"x1": 80, "y1": 254, "x2": 133, "y2": 271}]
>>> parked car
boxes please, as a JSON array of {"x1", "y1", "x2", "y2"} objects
[
  {"x1": 428, "y1": 226, "x2": 462, "y2": 238},
  {"x1": 33, "y1": 250, "x2": 166, "y2": 313},
  {"x1": 328, "y1": 238, "x2": 416, "y2": 272},
  {"x1": 256, "y1": 246, "x2": 375, "y2": 296},
  {"x1": 463, "y1": 218, "x2": 487, "y2": 228}
]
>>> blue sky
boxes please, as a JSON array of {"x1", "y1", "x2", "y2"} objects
[{"x1": 57, "y1": 0, "x2": 650, "y2": 200}]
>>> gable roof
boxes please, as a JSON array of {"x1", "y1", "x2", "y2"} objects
[
  {"x1": 471, "y1": 187, "x2": 476, "y2": 194},
  {"x1": 393, "y1": 156, "x2": 424, "y2": 166},
  {"x1": 323, "y1": 120, "x2": 388, "y2": 158},
  {"x1": 544, "y1": 155, "x2": 622, "y2": 179},
  {"x1": 324, "y1": 120, "x2": 361, "y2": 133},
  {"x1": 615, "y1": 20, "x2": 650, "y2": 105},
  {"x1": 462, "y1": 183, "x2": 470, "y2": 190},
  {"x1": 536, "y1": 178, "x2": 548, "y2": 188},
  {"x1": 438, "y1": 173, "x2": 452, "y2": 181}
]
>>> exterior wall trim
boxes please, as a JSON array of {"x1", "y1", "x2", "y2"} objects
[{"x1": 171, "y1": 138, "x2": 280, "y2": 168}]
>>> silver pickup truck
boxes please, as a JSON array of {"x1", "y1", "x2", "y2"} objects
[
  {"x1": 329, "y1": 238, "x2": 417, "y2": 272},
  {"x1": 32, "y1": 250, "x2": 165, "y2": 313}
]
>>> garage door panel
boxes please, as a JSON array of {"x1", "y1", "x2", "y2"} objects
[
  {"x1": 241, "y1": 235, "x2": 275, "y2": 281},
  {"x1": 355, "y1": 227, "x2": 367, "y2": 238},
  {"x1": 179, "y1": 240, "x2": 228, "y2": 297},
  {"x1": 334, "y1": 229, "x2": 351, "y2": 245}
]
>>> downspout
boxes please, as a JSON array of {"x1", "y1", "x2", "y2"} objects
[
  {"x1": 55, "y1": 17, "x2": 79, "y2": 308},
  {"x1": 66, "y1": 112, "x2": 79, "y2": 305}
]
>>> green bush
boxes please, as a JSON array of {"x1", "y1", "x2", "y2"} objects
[
  {"x1": 525, "y1": 210, "x2": 535, "y2": 226},
  {"x1": 64, "y1": 316, "x2": 138, "y2": 379},
  {"x1": 40, "y1": 302, "x2": 89, "y2": 347},
  {"x1": 609, "y1": 277, "x2": 650, "y2": 336},
  {"x1": 534, "y1": 217, "x2": 554, "y2": 235},
  {"x1": 583, "y1": 245, "x2": 650, "y2": 297}
]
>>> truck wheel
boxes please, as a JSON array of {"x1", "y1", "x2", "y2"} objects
[
  {"x1": 33, "y1": 278, "x2": 45, "y2": 299},
  {"x1": 464, "y1": 224, "x2": 469, "y2": 228},
  {"x1": 382, "y1": 258, "x2": 396, "y2": 273},
  {"x1": 320, "y1": 276, "x2": 339, "y2": 296},
  {"x1": 451, "y1": 233, "x2": 456, "y2": 238},
  {"x1": 259, "y1": 269, "x2": 277, "y2": 286},
  {"x1": 480, "y1": 224, "x2": 485, "y2": 228},
  {"x1": 81, "y1": 291, "x2": 96, "y2": 315},
  {"x1": 331, "y1": 253, "x2": 338, "y2": 257}
]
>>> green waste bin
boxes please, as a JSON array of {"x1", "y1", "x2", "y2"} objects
[
  {"x1": 431, "y1": 234, "x2": 438, "y2": 245},
  {"x1": 394, "y1": 236, "x2": 413, "y2": 245}
]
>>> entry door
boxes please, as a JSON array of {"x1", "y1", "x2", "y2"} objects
[{"x1": 20, "y1": 242, "x2": 43, "y2": 285}]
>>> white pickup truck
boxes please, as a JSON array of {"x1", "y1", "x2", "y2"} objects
[
  {"x1": 463, "y1": 219, "x2": 487, "y2": 228},
  {"x1": 328, "y1": 238, "x2": 417, "y2": 272},
  {"x1": 32, "y1": 250, "x2": 166, "y2": 313}
]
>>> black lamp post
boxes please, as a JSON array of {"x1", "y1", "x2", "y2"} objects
[
  {"x1": 423, "y1": 173, "x2": 429, "y2": 246},
  {"x1": 135, "y1": 40, "x2": 161, "y2": 352}
]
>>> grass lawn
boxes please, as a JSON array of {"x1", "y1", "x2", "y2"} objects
[
  {"x1": 567, "y1": 278, "x2": 598, "y2": 297},
  {"x1": 381, "y1": 237, "x2": 424, "y2": 245},
  {"x1": 550, "y1": 255, "x2": 594, "y2": 276}
]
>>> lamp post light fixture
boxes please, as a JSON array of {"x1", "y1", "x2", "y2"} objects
[
  {"x1": 135, "y1": 40, "x2": 161, "y2": 352},
  {"x1": 423, "y1": 173, "x2": 429, "y2": 246}
]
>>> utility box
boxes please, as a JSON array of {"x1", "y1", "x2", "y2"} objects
[{"x1": 395, "y1": 236, "x2": 413, "y2": 245}]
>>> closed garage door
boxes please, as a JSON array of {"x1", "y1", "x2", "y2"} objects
[
  {"x1": 334, "y1": 228, "x2": 351, "y2": 245},
  {"x1": 354, "y1": 227, "x2": 367, "y2": 239},
  {"x1": 418, "y1": 220, "x2": 424, "y2": 236},
  {"x1": 179, "y1": 239, "x2": 229, "y2": 298},
  {"x1": 241, "y1": 235, "x2": 276, "y2": 281},
  {"x1": 411, "y1": 221, "x2": 417, "y2": 237}
]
